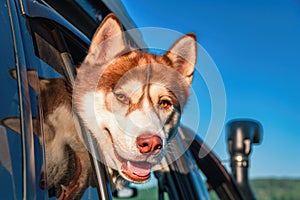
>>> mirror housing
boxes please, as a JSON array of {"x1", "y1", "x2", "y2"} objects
[{"x1": 226, "y1": 119, "x2": 263, "y2": 200}]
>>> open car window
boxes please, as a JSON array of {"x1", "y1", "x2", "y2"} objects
[{"x1": 27, "y1": 16, "x2": 161, "y2": 200}]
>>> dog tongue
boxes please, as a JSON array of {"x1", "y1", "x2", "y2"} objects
[{"x1": 127, "y1": 161, "x2": 151, "y2": 177}]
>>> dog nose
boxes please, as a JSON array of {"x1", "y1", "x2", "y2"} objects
[{"x1": 136, "y1": 134, "x2": 163, "y2": 155}]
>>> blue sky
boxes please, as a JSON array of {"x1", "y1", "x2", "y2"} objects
[{"x1": 121, "y1": 0, "x2": 300, "y2": 178}]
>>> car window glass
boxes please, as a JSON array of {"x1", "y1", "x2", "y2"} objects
[
  {"x1": 38, "y1": 0, "x2": 110, "y2": 38},
  {"x1": 28, "y1": 18, "x2": 101, "y2": 199}
]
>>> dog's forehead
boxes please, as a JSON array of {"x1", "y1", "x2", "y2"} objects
[{"x1": 97, "y1": 50, "x2": 172, "y2": 90}]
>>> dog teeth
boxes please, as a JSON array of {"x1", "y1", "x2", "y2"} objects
[
  {"x1": 127, "y1": 161, "x2": 131, "y2": 169},
  {"x1": 127, "y1": 161, "x2": 135, "y2": 173}
]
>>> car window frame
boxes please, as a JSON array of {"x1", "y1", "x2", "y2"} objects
[{"x1": 6, "y1": 0, "x2": 39, "y2": 199}]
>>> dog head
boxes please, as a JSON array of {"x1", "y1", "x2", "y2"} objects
[{"x1": 73, "y1": 14, "x2": 197, "y2": 183}]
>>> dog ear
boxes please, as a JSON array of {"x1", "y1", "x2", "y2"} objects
[
  {"x1": 1, "y1": 117, "x2": 22, "y2": 134},
  {"x1": 1, "y1": 117, "x2": 39, "y2": 137},
  {"x1": 87, "y1": 14, "x2": 126, "y2": 65},
  {"x1": 165, "y1": 33, "x2": 197, "y2": 85}
]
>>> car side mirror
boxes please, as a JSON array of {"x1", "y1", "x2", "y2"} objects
[
  {"x1": 227, "y1": 119, "x2": 262, "y2": 156},
  {"x1": 226, "y1": 119, "x2": 263, "y2": 200}
]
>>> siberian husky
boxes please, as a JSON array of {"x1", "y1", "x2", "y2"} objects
[
  {"x1": 2, "y1": 13, "x2": 197, "y2": 199},
  {"x1": 73, "y1": 14, "x2": 197, "y2": 183}
]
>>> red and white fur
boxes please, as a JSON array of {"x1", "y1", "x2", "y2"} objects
[{"x1": 73, "y1": 14, "x2": 197, "y2": 183}]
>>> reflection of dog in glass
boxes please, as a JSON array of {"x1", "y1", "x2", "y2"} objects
[
  {"x1": 2, "y1": 14, "x2": 197, "y2": 199},
  {"x1": 2, "y1": 71, "x2": 93, "y2": 199}
]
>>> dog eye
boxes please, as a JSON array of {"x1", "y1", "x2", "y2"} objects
[
  {"x1": 114, "y1": 93, "x2": 129, "y2": 104},
  {"x1": 159, "y1": 99, "x2": 172, "y2": 110}
]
